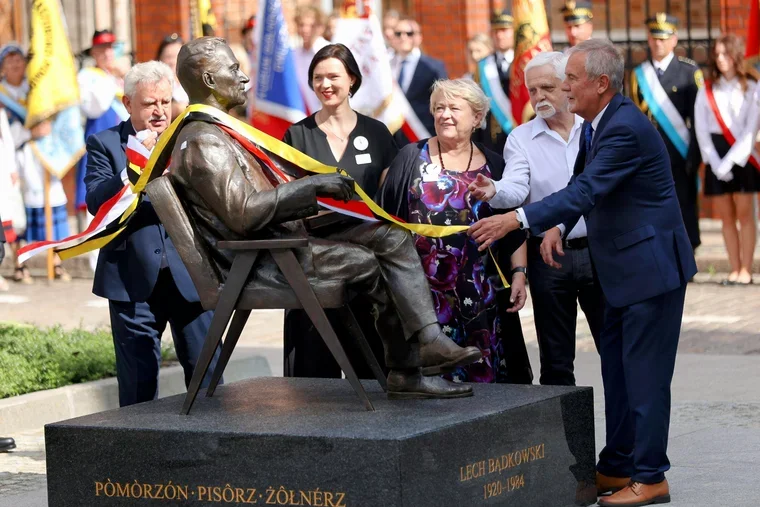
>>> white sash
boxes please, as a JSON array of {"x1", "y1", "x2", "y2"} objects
[
  {"x1": 637, "y1": 61, "x2": 690, "y2": 158},
  {"x1": 478, "y1": 57, "x2": 513, "y2": 134}
]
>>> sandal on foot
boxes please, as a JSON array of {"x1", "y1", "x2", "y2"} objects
[{"x1": 54, "y1": 265, "x2": 72, "y2": 282}]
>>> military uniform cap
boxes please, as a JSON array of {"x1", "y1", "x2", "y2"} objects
[
  {"x1": 646, "y1": 13, "x2": 678, "y2": 39},
  {"x1": 490, "y1": 9, "x2": 514, "y2": 28},
  {"x1": 561, "y1": 1, "x2": 593, "y2": 26}
]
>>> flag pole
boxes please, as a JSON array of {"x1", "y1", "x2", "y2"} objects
[{"x1": 44, "y1": 170, "x2": 54, "y2": 281}]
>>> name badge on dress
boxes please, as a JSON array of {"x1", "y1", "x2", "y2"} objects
[{"x1": 355, "y1": 153, "x2": 372, "y2": 165}]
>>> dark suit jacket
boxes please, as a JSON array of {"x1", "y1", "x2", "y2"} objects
[
  {"x1": 84, "y1": 121, "x2": 199, "y2": 303},
  {"x1": 398, "y1": 53, "x2": 447, "y2": 142},
  {"x1": 522, "y1": 94, "x2": 697, "y2": 308}
]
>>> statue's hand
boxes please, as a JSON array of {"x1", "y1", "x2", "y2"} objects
[{"x1": 312, "y1": 173, "x2": 355, "y2": 202}]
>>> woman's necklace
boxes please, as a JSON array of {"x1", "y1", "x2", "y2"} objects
[
  {"x1": 321, "y1": 121, "x2": 347, "y2": 142},
  {"x1": 437, "y1": 138, "x2": 474, "y2": 171}
]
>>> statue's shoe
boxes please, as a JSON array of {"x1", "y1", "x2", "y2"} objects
[
  {"x1": 386, "y1": 370, "x2": 473, "y2": 399},
  {"x1": 418, "y1": 332, "x2": 482, "y2": 376}
]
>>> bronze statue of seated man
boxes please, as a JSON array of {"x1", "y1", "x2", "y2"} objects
[{"x1": 169, "y1": 37, "x2": 481, "y2": 398}]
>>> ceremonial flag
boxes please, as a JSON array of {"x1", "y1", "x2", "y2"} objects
[
  {"x1": 251, "y1": 0, "x2": 307, "y2": 139},
  {"x1": 746, "y1": 0, "x2": 760, "y2": 80},
  {"x1": 25, "y1": 0, "x2": 85, "y2": 178},
  {"x1": 192, "y1": 0, "x2": 217, "y2": 39},
  {"x1": 509, "y1": 0, "x2": 553, "y2": 125},
  {"x1": 332, "y1": 0, "x2": 429, "y2": 141}
]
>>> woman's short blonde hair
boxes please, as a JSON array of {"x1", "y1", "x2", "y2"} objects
[
  {"x1": 429, "y1": 78, "x2": 491, "y2": 119},
  {"x1": 468, "y1": 33, "x2": 493, "y2": 53}
]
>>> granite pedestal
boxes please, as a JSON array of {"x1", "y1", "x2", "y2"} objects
[{"x1": 45, "y1": 378, "x2": 596, "y2": 506}]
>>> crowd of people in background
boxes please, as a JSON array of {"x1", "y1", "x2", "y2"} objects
[{"x1": 1, "y1": 1, "x2": 760, "y2": 500}]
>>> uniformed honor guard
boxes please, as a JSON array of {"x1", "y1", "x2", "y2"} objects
[
  {"x1": 474, "y1": 9, "x2": 515, "y2": 154},
  {"x1": 631, "y1": 13, "x2": 704, "y2": 249},
  {"x1": 561, "y1": 0, "x2": 594, "y2": 47}
]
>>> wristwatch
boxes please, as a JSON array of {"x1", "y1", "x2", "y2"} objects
[
  {"x1": 511, "y1": 266, "x2": 528, "y2": 278},
  {"x1": 515, "y1": 210, "x2": 525, "y2": 230}
]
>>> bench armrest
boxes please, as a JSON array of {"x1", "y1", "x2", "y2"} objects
[{"x1": 217, "y1": 239, "x2": 309, "y2": 250}]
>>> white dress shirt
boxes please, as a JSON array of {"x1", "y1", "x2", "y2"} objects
[
  {"x1": 393, "y1": 47, "x2": 421, "y2": 93},
  {"x1": 713, "y1": 81, "x2": 760, "y2": 176},
  {"x1": 493, "y1": 114, "x2": 587, "y2": 238},
  {"x1": 494, "y1": 49, "x2": 514, "y2": 75},
  {"x1": 653, "y1": 52, "x2": 675, "y2": 74},
  {"x1": 514, "y1": 105, "x2": 608, "y2": 235},
  {"x1": 293, "y1": 36, "x2": 329, "y2": 114},
  {"x1": 694, "y1": 77, "x2": 755, "y2": 174}
]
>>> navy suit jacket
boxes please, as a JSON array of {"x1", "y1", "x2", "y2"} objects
[
  {"x1": 405, "y1": 54, "x2": 447, "y2": 135},
  {"x1": 522, "y1": 94, "x2": 697, "y2": 308},
  {"x1": 84, "y1": 121, "x2": 199, "y2": 303}
]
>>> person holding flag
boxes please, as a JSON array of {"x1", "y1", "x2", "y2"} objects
[
  {"x1": 0, "y1": 43, "x2": 37, "y2": 284},
  {"x1": 509, "y1": 0, "x2": 553, "y2": 127},
  {"x1": 251, "y1": 0, "x2": 307, "y2": 139},
  {"x1": 474, "y1": 9, "x2": 515, "y2": 154},
  {"x1": 1, "y1": 32, "x2": 79, "y2": 283},
  {"x1": 76, "y1": 30, "x2": 130, "y2": 223},
  {"x1": 630, "y1": 14, "x2": 703, "y2": 250},
  {"x1": 694, "y1": 34, "x2": 759, "y2": 286}
]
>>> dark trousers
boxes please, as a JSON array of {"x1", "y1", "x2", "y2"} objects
[
  {"x1": 108, "y1": 268, "x2": 220, "y2": 407},
  {"x1": 528, "y1": 238, "x2": 604, "y2": 386},
  {"x1": 596, "y1": 282, "x2": 686, "y2": 484}
]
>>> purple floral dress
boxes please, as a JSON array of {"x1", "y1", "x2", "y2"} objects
[{"x1": 409, "y1": 143, "x2": 508, "y2": 383}]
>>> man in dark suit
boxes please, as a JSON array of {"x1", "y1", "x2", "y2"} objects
[
  {"x1": 84, "y1": 61, "x2": 220, "y2": 407},
  {"x1": 392, "y1": 15, "x2": 447, "y2": 146},
  {"x1": 0, "y1": 210, "x2": 16, "y2": 452},
  {"x1": 470, "y1": 39, "x2": 696, "y2": 506},
  {"x1": 474, "y1": 9, "x2": 514, "y2": 154},
  {"x1": 630, "y1": 14, "x2": 703, "y2": 249}
]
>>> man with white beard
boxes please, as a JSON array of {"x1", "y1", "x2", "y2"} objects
[{"x1": 468, "y1": 51, "x2": 604, "y2": 387}]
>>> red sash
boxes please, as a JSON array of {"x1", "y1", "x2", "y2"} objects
[{"x1": 705, "y1": 81, "x2": 760, "y2": 171}]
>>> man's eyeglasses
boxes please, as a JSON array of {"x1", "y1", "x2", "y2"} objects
[{"x1": 395, "y1": 31, "x2": 416, "y2": 37}]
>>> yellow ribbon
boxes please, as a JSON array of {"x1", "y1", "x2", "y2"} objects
[{"x1": 135, "y1": 104, "x2": 509, "y2": 287}]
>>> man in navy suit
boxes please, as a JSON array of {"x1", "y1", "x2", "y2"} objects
[
  {"x1": 470, "y1": 39, "x2": 696, "y2": 506},
  {"x1": 391, "y1": 15, "x2": 447, "y2": 145},
  {"x1": 84, "y1": 61, "x2": 220, "y2": 407}
]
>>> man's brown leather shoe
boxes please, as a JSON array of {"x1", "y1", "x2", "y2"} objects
[
  {"x1": 597, "y1": 480, "x2": 670, "y2": 506},
  {"x1": 387, "y1": 370, "x2": 473, "y2": 399},
  {"x1": 597, "y1": 472, "x2": 631, "y2": 495},
  {"x1": 418, "y1": 331, "x2": 482, "y2": 376}
]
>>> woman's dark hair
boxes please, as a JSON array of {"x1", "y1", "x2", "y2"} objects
[
  {"x1": 709, "y1": 33, "x2": 753, "y2": 91},
  {"x1": 155, "y1": 33, "x2": 184, "y2": 61},
  {"x1": 308, "y1": 43, "x2": 363, "y2": 96}
]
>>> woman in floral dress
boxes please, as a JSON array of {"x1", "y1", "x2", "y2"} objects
[{"x1": 379, "y1": 79, "x2": 533, "y2": 384}]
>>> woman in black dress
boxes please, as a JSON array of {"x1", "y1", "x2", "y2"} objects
[{"x1": 283, "y1": 43, "x2": 398, "y2": 378}]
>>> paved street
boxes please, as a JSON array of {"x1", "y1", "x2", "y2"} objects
[
  {"x1": 1, "y1": 274, "x2": 759, "y2": 505},
  {"x1": 2, "y1": 214, "x2": 760, "y2": 507}
]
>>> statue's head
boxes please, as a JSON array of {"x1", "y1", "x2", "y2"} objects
[{"x1": 177, "y1": 37, "x2": 249, "y2": 112}]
